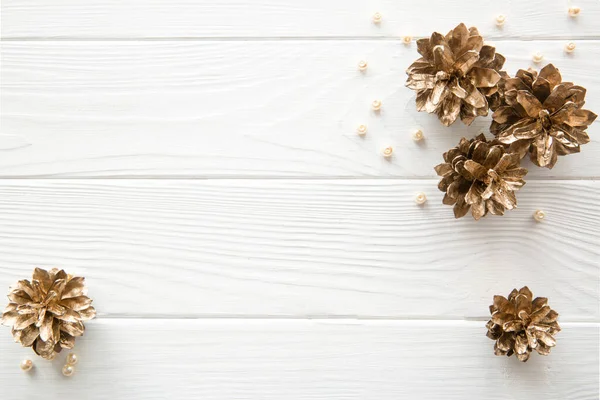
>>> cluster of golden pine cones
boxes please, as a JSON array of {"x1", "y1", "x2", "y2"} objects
[{"x1": 406, "y1": 23, "x2": 596, "y2": 220}]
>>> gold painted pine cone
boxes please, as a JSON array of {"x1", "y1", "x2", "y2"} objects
[
  {"x1": 490, "y1": 64, "x2": 597, "y2": 169},
  {"x1": 435, "y1": 134, "x2": 527, "y2": 220},
  {"x1": 405, "y1": 23, "x2": 505, "y2": 126},
  {"x1": 1, "y1": 268, "x2": 96, "y2": 359},
  {"x1": 487, "y1": 287, "x2": 560, "y2": 362}
]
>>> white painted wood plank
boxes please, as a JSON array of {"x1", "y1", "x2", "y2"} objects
[
  {"x1": 0, "y1": 180, "x2": 597, "y2": 320},
  {"x1": 2, "y1": 0, "x2": 599, "y2": 39},
  {"x1": 0, "y1": 319, "x2": 597, "y2": 400},
  {"x1": 2, "y1": 40, "x2": 600, "y2": 178}
]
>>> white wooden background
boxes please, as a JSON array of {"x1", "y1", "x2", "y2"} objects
[{"x1": 0, "y1": 1, "x2": 599, "y2": 399}]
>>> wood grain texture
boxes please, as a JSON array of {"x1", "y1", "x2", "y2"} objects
[
  {"x1": 2, "y1": 0, "x2": 599, "y2": 39},
  {"x1": 2, "y1": 40, "x2": 600, "y2": 178},
  {"x1": 0, "y1": 180, "x2": 597, "y2": 319},
  {"x1": 0, "y1": 319, "x2": 597, "y2": 400}
]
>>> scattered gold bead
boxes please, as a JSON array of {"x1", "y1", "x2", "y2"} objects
[
  {"x1": 62, "y1": 364, "x2": 75, "y2": 377},
  {"x1": 412, "y1": 129, "x2": 424, "y2": 141},
  {"x1": 358, "y1": 60, "x2": 368, "y2": 71},
  {"x1": 496, "y1": 14, "x2": 506, "y2": 26},
  {"x1": 402, "y1": 36, "x2": 412, "y2": 45},
  {"x1": 382, "y1": 146, "x2": 393, "y2": 158},
  {"x1": 533, "y1": 210, "x2": 546, "y2": 222},
  {"x1": 532, "y1": 52, "x2": 544, "y2": 63},
  {"x1": 372, "y1": 99, "x2": 382, "y2": 111},
  {"x1": 20, "y1": 359, "x2": 33, "y2": 372},
  {"x1": 568, "y1": 6, "x2": 581, "y2": 16},
  {"x1": 415, "y1": 192, "x2": 427, "y2": 205},
  {"x1": 372, "y1": 12, "x2": 382, "y2": 24},
  {"x1": 356, "y1": 124, "x2": 368, "y2": 136},
  {"x1": 66, "y1": 353, "x2": 78, "y2": 366},
  {"x1": 565, "y1": 42, "x2": 576, "y2": 53}
]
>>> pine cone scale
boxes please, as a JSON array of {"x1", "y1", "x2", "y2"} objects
[
  {"x1": 469, "y1": 197, "x2": 486, "y2": 220},
  {"x1": 530, "y1": 305, "x2": 551, "y2": 323},
  {"x1": 514, "y1": 120, "x2": 541, "y2": 140},
  {"x1": 63, "y1": 276, "x2": 87, "y2": 298},
  {"x1": 60, "y1": 333, "x2": 75, "y2": 349},
  {"x1": 61, "y1": 296, "x2": 92, "y2": 311},
  {"x1": 453, "y1": 50, "x2": 479, "y2": 76},
  {"x1": 16, "y1": 280, "x2": 36, "y2": 299},
  {"x1": 434, "y1": 45, "x2": 454, "y2": 71},
  {"x1": 463, "y1": 160, "x2": 488, "y2": 181},
  {"x1": 438, "y1": 94, "x2": 461, "y2": 125},
  {"x1": 463, "y1": 83, "x2": 486, "y2": 108},
  {"x1": 470, "y1": 67, "x2": 501, "y2": 88},
  {"x1": 33, "y1": 268, "x2": 52, "y2": 293},
  {"x1": 450, "y1": 81, "x2": 468, "y2": 99},
  {"x1": 406, "y1": 74, "x2": 435, "y2": 91},
  {"x1": 453, "y1": 196, "x2": 470, "y2": 218},
  {"x1": 416, "y1": 39, "x2": 430, "y2": 57},
  {"x1": 517, "y1": 91, "x2": 543, "y2": 116},
  {"x1": 39, "y1": 314, "x2": 53, "y2": 342},
  {"x1": 21, "y1": 326, "x2": 38, "y2": 346},
  {"x1": 61, "y1": 321, "x2": 84, "y2": 337},
  {"x1": 57, "y1": 309, "x2": 82, "y2": 323},
  {"x1": 17, "y1": 315, "x2": 37, "y2": 330}
]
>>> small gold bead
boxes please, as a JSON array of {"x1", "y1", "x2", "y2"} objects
[
  {"x1": 66, "y1": 353, "x2": 78, "y2": 366},
  {"x1": 356, "y1": 124, "x2": 368, "y2": 136},
  {"x1": 532, "y1": 52, "x2": 544, "y2": 63},
  {"x1": 358, "y1": 60, "x2": 368, "y2": 71},
  {"x1": 402, "y1": 36, "x2": 412, "y2": 45},
  {"x1": 496, "y1": 14, "x2": 506, "y2": 26},
  {"x1": 371, "y1": 99, "x2": 382, "y2": 111},
  {"x1": 565, "y1": 42, "x2": 576, "y2": 53},
  {"x1": 415, "y1": 192, "x2": 427, "y2": 205},
  {"x1": 382, "y1": 146, "x2": 393, "y2": 158},
  {"x1": 62, "y1": 364, "x2": 75, "y2": 377},
  {"x1": 533, "y1": 210, "x2": 546, "y2": 222},
  {"x1": 20, "y1": 359, "x2": 33, "y2": 372},
  {"x1": 568, "y1": 6, "x2": 581, "y2": 16},
  {"x1": 412, "y1": 129, "x2": 424, "y2": 141},
  {"x1": 372, "y1": 12, "x2": 382, "y2": 24}
]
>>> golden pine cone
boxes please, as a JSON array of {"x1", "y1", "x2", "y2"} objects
[
  {"x1": 491, "y1": 64, "x2": 597, "y2": 169},
  {"x1": 434, "y1": 134, "x2": 527, "y2": 220},
  {"x1": 1, "y1": 268, "x2": 96, "y2": 359},
  {"x1": 405, "y1": 23, "x2": 505, "y2": 126},
  {"x1": 486, "y1": 287, "x2": 560, "y2": 362}
]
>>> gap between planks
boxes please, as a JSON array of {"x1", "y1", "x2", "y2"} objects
[
  {"x1": 3, "y1": 36, "x2": 600, "y2": 42},
  {"x1": 0, "y1": 177, "x2": 597, "y2": 181},
  {"x1": 93, "y1": 315, "x2": 600, "y2": 324}
]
